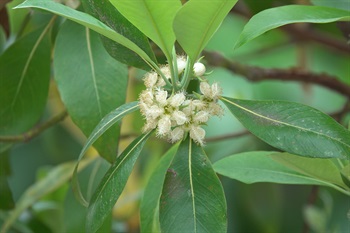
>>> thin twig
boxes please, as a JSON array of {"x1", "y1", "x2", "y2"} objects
[
  {"x1": 330, "y1": 100, "x2": 350, "y2": 122},
  {"x1": 230, "y1": 4, "x2": 350, "y2": 54},
  {"x1": 202, "y1": 51, "x2": 350, "y2": 98},
  {"x1": 0, "y1": 110, "x2": 68, "y2": 143},
  {"x1": 206, "y1": 130, "x2": 250, "y2": 143}
]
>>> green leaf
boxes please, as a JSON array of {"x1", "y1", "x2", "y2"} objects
[
  {"x1": 72, "y1": 102, "x2": 139, "y2": 207},
  {"x1": 0, "y1": 26, "x2": 6, "y2": 55},
  {"x1": 54, "y1": 20, "x2": 128, "y2": 163},
  {"x1": 86, "y1": 132, "x2": 152, "y2": 233},
  {"x1": 221, "y1": 97, "x2": 350, "y2": 159},
  {"x1": 311, "y1": 0, "x2": 350, "y2": 12},
  {"x1": 109, "y1": 0, "x2": 181, "y2": 61},
  {"x1": 81, "y1": 0, "x2": 156, "y2": 70},
  {"x1": 6, "y1": 0, "x2": 30, "y2": 38},
  {"x1": 15, "y1": 0, "x2": 157, "y2": 69},
  {"x1": 140, "y1": 144, "x2": 179, "y2": 233},
  {"x1": 0, "y1": 151, "x2": 14, "y2": 210},
  {"x1": 213, "y1": 151, "x2": 331, "y2": 185},
  {"x1": 271, "y1": 152, "x2": 347, "y2": 188},
  {"x1": 159, "y1": 138, "x2": 227, "y2": 233},
  {"x1": 174, "y1": 0, "x2": 237, "y2": 62},
  {"x1": 340, "y1": 164, "x2": 350, "y2": 188},
  {"x1": 0, "y1": 158, "x2": 94, "y2": 233},
  {"x1": 0, "y1": 24, "x2": 51, "y2": 135},
  {"x1": 234, "y1": 5, "x2": 350, "y2": 49}
]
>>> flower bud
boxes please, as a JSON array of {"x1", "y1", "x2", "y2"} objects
[
  {"x1": 177, "y1": 57, "x2": 187, "y2": 74},
  {"x1": 193, "y1": 62, "x2": 206, "y2": 77}
]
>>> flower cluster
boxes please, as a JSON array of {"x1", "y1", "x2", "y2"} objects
[{"x1": 139, "y1": 59, "x2": 223, "y2": 146}]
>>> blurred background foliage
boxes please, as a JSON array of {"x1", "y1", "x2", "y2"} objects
[{"x1": 0, "y1": 0, "x2": 349, "y2": 232}]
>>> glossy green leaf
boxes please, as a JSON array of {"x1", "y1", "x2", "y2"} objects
[
  {"x1": 54, "y1": 20, "x2": 127, "y2": 163},
  {"x1": 72, "y1": 102, "x2": 139, "y2": 207},
  {"x1": 221, "y1": 97, "x2": 350, "y2": 159},
  {"x1": 109, "y1": 0, "x2": 181, "y2": 61},
  {"x1": 0, "y1": 24, "x2": 50, "y2": 135},
  {"x1": 0, "y1": 158, "x2": 94, "y2": 233},
  {"x1": 140, "y1": 144, "x2": 179, "y2": 233},
  {"x1": 81, "y1": 0, "x2": 156, "y2": 70},
  {"x1": 159, "y1": 138, "x2": 227, "y2": 233},
  {"x1": 271, "y1": 152, "x2": 347, "y2": 188},
  {"x1": 173, "y1": 0, "x2": 237, "y2": 62},
  {"x1": 86, "y1": 132, "x2": 152, "y2": 233},
  {"x1": 234, "y1": 5, "x2": 350, "y2": 49},
  {"x1": 213, "y1": 151, "x2": 335, "y2": 186},
  {"x1": 15, "y1": 0, "x2": 158, "y2": 69},
  {"x1": 6, "y1": 0, "x2": 29, "y2": 38}
]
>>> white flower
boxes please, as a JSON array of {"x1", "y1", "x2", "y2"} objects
[
  {"x1": 210, "y1": 82, "x2": 222, "y2": 100},
  {"x1": 157, "y1": 77, "x2": 166, "y2": 87},
  {"x1": 200, "y1": 82, "x2": 212, "y2": 98},
  {"x1": 193, "y1": 62, "x2": 206, "y2": 77},
  {"x1": 142, "y1": 119, "x2": 157, "y2": 132},
  {"x1": 155, "y1": 90, "x2": 168, "y2": 106},
  {"x1": 177, "y1": 56, "x2": 187, "y2": 74},
  {"x1": 148, "y1": 105, "x2": 164, "y2": 119},
  {"x1": 138, "y1": 58, "x2": 224, "y2": 146},
  {"x1": 169, "y1": 92, "x2": 186, "y2": 107},
  {"x1": 144, "y1": 72, "x2": 158, "y2": 88},
  {"x1": 157, "y1": 115, "x2": 171, "y2": 136},
  {"x1": 189, "y1": 125, "x2": 206, "y2": 146},
  {"x1": 172, "y1": 110, "x2": 187, "y2": 125},
  {"x1": 160, "y1": 65, "x2": 171, "y2": 80},
  {"x1": 192, "y1": 99, "x2": 206, "y2": 110},
  {"x1": 170, "y1": 127, "x2": 185, "y2": 143},
  {"x1": 193, "y1": 110, "x2": 210, "y2": 123},
  {"x1": 208, "y1": 102, "x2": 224, "y2": 116},
  {"x1": 139, "y1": 90, "x2": 154, "y2": 105}
]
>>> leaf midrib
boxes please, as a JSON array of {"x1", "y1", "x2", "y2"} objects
[
  {"x1": 141, "y1": 0, "x2": 171, "y2": 59},
  {"x1": 188, "y1": 139, "x2": 197, "y2": 232},
  {"x1": 194, "y1": 1, "x2": 227, "y2": 60},
  {"x1": 221, "y1": 97, "x2": 350, "y2": 150},
  {"x1": 11, "y1": 17, "x2": 53, "y2": 109},
  {"x1": 85, "y1": 28, "x2": 103, "y2": 119},
  {"x1": 91, "y1": 132, "x2": 151, "y2": 203},
  {"x1": 79, "y1": 103, "x2": 139, "y2": 159}
]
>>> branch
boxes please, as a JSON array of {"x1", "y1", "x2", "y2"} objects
[
  {"x1": 0, "y1": 110, "x2": 68, "y2": 143},
  {"x1": 330, "y1": 100, "x2": 350, "y2": 122},
  {"x1": 202, "y1": 51, "x2": 350, "y2": 98},
  {"x1": 230, "y1": 4, "x2": 350, "y2": 54}
]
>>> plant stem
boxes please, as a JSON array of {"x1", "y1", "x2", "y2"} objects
[
  {"x1": 179, "y1": 56, "x2": 192, "y2": 90},
  {"x1": 0, "y1": 110, "x2": 68, "y2": 143},
  {"x1": 203, "y1": 51, "x2": 350, "y2": 98}
]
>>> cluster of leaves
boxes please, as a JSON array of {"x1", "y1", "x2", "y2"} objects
[{"x1": 0, "y1": 0, "x2": 349, "y2": 232}]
